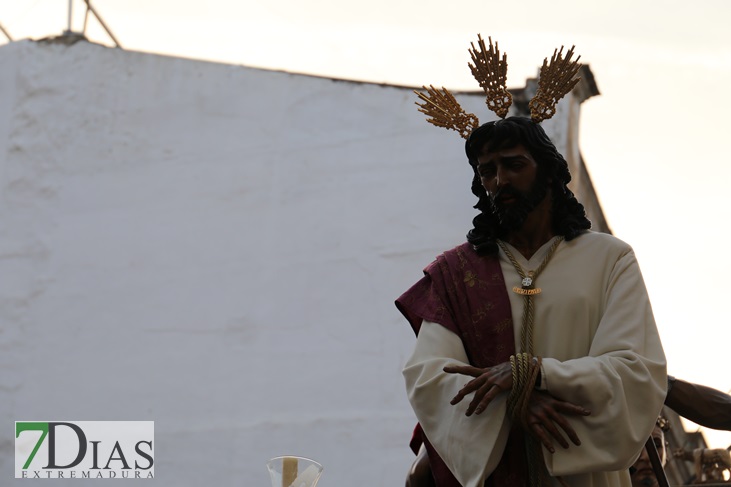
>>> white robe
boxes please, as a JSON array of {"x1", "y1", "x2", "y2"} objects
[{"x1": 403, "y1": 232, "x2": 667, "y2": 487}]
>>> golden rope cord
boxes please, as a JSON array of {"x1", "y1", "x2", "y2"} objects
[
  {"x1": 498, "y1": 237, "x2": 564, "y2": 487},
  {"x1": 497, "y1": 237, "x2": 564, "y2": 355}
]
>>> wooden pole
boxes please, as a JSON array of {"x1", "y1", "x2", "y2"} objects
[
  {"x1": 0, "y1": 23, "x2": 12, "y2": 41},
  {"x1": 645, "y1": 437, "x2": 670, "y2": 487},
  {"x1": 83, "y1": 0, "x2": 122, "y2": 48}
]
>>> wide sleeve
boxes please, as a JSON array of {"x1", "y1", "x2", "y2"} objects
[
  {"x1": 403, "y1": 321, "x2": 512, "y2": 487},
  {"x1": 540, "y1": 249, "x2": 667, "y2": 476}
]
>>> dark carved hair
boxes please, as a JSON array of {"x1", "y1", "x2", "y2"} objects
[{"x1": 464, "y1": 116, "x2": 591, "y2": 255}]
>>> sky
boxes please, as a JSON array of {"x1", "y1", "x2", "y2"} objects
[{"x1": 2, "y1": 0, "x2": 731, "y2": 450}]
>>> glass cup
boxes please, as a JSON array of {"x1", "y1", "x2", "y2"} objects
[{"x1": 267, "y1": 456, "x2": 324, "y2": 487}]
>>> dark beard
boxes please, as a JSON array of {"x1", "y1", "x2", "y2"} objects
[{"x1": 490, "y1": 178, "x2": 548, "y2": 231}]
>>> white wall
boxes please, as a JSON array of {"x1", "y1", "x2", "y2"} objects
[{"x1": 0, "y1": 39, "x2": 486, "y2": 487}]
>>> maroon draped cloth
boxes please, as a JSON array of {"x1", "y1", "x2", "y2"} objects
[{"x1": 396, "y1": 242, "x2": 528, "y2": 487}]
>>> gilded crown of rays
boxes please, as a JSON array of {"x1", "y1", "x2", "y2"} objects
[{"x1": 414, "y1": 35, "x2": 582, "y2": 139}]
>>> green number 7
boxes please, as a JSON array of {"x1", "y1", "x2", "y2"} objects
[{"x1": 16, "y1": 422, "x2": 49, "y2": 469}]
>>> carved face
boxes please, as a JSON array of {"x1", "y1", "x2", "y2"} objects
[
  {"x1": 631, "y1": 425, "x2": 666, "y2": 487},
  {"x1": 476, "y1": 144, "x2": 548, "y2": 230}
]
